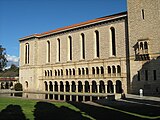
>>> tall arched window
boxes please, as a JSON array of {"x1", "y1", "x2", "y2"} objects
[
  {"x1": 68, "y1": 36, "x2": 72, "y2": 61},
  {"x1": 47, "y1": 41, "x2": 51, "y2": 63},
  {"x1": 25, "y1": 43, "x2": 29, "y2": 64},
  {"x1": 95, "y1": 30, "x2": 100, "y2": 58},
  {"x1": 81, "y1": 33, "x2": 85, "y2": 59},
  {"x1": 110, "y1": 27, "x2": 116, "y2": 56},
  {"x1": 57, "y1": 38, "x2": 60, "y2": 62}
]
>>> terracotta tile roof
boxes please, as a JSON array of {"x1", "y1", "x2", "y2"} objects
[
  {"x1": 0, "y1": 77, "x2": 18, "y2": 81},
  {"x1": 20, "y1": 11, "x2": 127, "y2": 40}
]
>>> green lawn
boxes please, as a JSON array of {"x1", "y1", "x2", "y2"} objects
[{"x1": 0, "y1": 97, "x2": 94, "y2": 120}]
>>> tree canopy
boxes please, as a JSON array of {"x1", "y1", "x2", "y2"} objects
[{"x1": 0, "y1": 45, "x2": 8, "y2": 72}]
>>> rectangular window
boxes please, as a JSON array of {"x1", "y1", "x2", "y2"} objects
[
  {"x1": 153, "y1": 70, "x2": 157, "y2": 80},
  {"x1": 68, "y1": 36, "x2": 72, "y2": 61},
  {"x1": 137, "y1": 71, "x2": 140, "y2": 81},
  {"x1": 141, "y1": 9, "x2": 145, "y2": 19},
  {"x1": 145, "y1": 70, "x2": 148, "y2": 81},
  {"x1": 57, "y1": 39, "x2": 60, "y2": 62}
]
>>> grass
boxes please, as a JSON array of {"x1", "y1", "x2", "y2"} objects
[
  {"x1": 1, "y1": 97, "x2": 160, "y2": 120},
  {"x1": 0, "y1": 97, "x2": 94, "y2": 120}
]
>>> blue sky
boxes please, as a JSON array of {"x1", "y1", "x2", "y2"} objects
[{"x1": 0, "y1": 0, "x2": 126, "y2": 63}]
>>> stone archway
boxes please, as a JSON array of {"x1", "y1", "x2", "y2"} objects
[
  {"x1": 25, "y1": 81, "x2": 28, "y2": 90},
  {"x1": 99, "y1": 80, "x2": 105, "y2": 93},
  {"x1": 60, "y1": 81, "x2": 64, "y2": 92},
  {"x1": 72, "y1": 81, "x2": 76, "y2": 92},
  {"x1": 116, "y1": 80, "x2": 122, "y2": 93},
  {"x1": 78, "y1": 81, "x2": 83, "y2": 92},
  {"x1": 54, "y1": 81, "x2": 58, "y2": 92},
  {"x1": 85, "y1": 81, "x2": 90, "y2": 92},
  {"x1": 49, "y1": 81, "x2": 53, "y2": 91},
  {"x1": 92, "y1": 81, "x2": 97, "y2": 93},
  {"x1": 66, "y1": 81, "x2": 70, "y2": 92},
  {"x1": 107, "y1": 80, "x2": 114, "y2": 93},
  {"x1": 44, "y1": 81, "x2": 48, "y2": 91}
]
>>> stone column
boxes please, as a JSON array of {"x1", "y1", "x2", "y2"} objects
[
  {"x1": 58, "y1": 95, "x2": 60, "y2": 100},
  {"x1": 64, "y1": 82, "x2": 66, "y2": 93},
  {"x1": 76, "y1": 83, "x2": 78, "y2": 93},
  {"x1": 105, "y1": 83, "x2": 108, "y2": 93},
  {"x1": 76, "y1": 95, "x2": 78, "y2": 102},
  {"x1": 97, "y1": 83, "x2": 99, "y2": 93},
  {"x1": 70, "y1": 84, "x2": 72, "y2": 93},
  {"x1": 83, "y1": 84, "x2": 85, "y2": 93},
  {"x1": 48, "y1": 82, "x2": 50, "y2": 92},
  {"x1": 64, "y1": 95, "x2": 66, "y2": 101},
  {"x1": 58, "y1": 84, "x2": 60, "y2": 93},
  {"x1": 114, "y1": 84, "x2": 116, "y2": 94},
  {"x1": 52, "y1": 82, "x2": 54, "y2": 92},
  {"x1": 90, "y1": 83, "x2": 92, "y2": 93},
  {"x1": 90, "y1": 96, "x2": 92, "y2": 101}
]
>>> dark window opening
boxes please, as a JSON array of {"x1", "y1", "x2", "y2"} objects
[
  {"x1": 111, "y1": 27, "x2": 116, "y2": 56},
  {"x1": 95, "y1": 30, "x2": 100, "y2": 58}
]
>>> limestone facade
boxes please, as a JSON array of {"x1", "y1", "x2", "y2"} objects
[{"x1": 19, "y1": 0, "x2": 160, "y2": 96}]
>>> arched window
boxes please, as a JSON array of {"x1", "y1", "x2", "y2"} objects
[
  {"x1": 61, "y1": 69, "x2": 63, "y2": 76},
  {"x1": 69, "y1": 69, "x2": 72, "y2": 75},
  {"x1": 47, "y1": 70, "x2": 50, "y2": 76},
  {"x1": 95, "y1": 30, "x2": 100, "y2": 58},
  {"x1": 110, "y1": 27, "x2": 116, "y2": 56},
  {"x1": 92, "y1": 67, "x2": 95, "y2": 75},
  {"x1": 117, "y1": 65, "x2": 121, "y2": 74},
  {"x1": 108, "y1": 66, "x2": 111, "y2": 74},
  {"x1": 144, "y1": 42, "x2": 148, "y2": 49},
  {"x1": 58, "y1": 70, "x2": 60, "y2": 76},
  {"x1": 81, "y1": 33, "x2": 85, "y2": 59},
  {"x1": 45, "y1": 71, "x2": 47, "y2": 76},
  {"x1": 50, "y1": 70, "x2": 52, "y2": 76},
  {"x1": 25, "y1": 43, "x2": 29, "y2": 64},
  {"x1": 47, "y1": 41, "x2": 51, "y2": 63},
  {"x1": 73, "y1": 68, "x2": 75, "y2": 76},
  {"x1": 68, "y1": 36, "x2": 72, "y2": 61},
  {"x1": 57, "y1": 38, "x2": 60, "y2": 62},
  {"x1": 100, "y1": 66, "x2": 104, "y2": 74},
  {"x1": 78, "y1": 68, "x2": 81, "y2": 75},
  {"x1": 140, "y1": 42, "x2": 143, "y2": 50},
  {"x1": 82, "y1": 68, "x2": 85, "y2": 75},
  {"x1": 25, "y1": 81, "x2": 28, "y2": 89},
  {"x1": 86, "y1": 68, "x2": 89, "y2": 75},
  {"x1": 66, "y1": 69, "x2": 68, "y2": 76},
  {"x1": 96, "y1": 67, "x2": 99, "y2": 74},
  {"x1": 55, "y1": 70, "x2": 57, "y2": 76},
  {"x1": 112, "y1": 66, "x2": 116, "y2": 74}
]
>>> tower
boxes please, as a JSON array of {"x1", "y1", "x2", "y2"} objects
[{"x1": 127, "y1": 0, "x2": 160, "y2": 95}]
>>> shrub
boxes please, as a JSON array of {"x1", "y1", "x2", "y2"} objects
[{"x1": 14, "y1": 83, "x2": 23, "y2": 91}]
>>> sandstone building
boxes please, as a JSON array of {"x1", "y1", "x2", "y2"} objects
[{"x1": 19, "y1": 0, "x2": 160, "y2": 99}]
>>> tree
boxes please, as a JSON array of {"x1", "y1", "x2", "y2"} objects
[{"x1": 0, "y1": 45, "x2": 7, "y2": 72}]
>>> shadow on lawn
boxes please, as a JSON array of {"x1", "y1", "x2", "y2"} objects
[
  {"x1": 0, "y1": 104, "x2": 27, "y2": 120},
  {"x1": 68, "y1": 101, "x2": 151, "y2": 120},
  {"x1": 94, "y1": 99, "x2": 160, "y2": 117},
  {"x1": 33, "y1": 101, "x2": 90, "y2": 120}
]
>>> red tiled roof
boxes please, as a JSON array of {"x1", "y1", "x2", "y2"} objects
[
  {"x1": 20, "y1": 11, "x2": 127, "y2": 40},
  {"x1": 0, "y1": 77, "x2": 18, "y2": 81}
]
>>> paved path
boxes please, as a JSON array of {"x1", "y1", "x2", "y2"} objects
[{"x1": 126, "y1": 94, "x2": 160, "y2": 102}]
